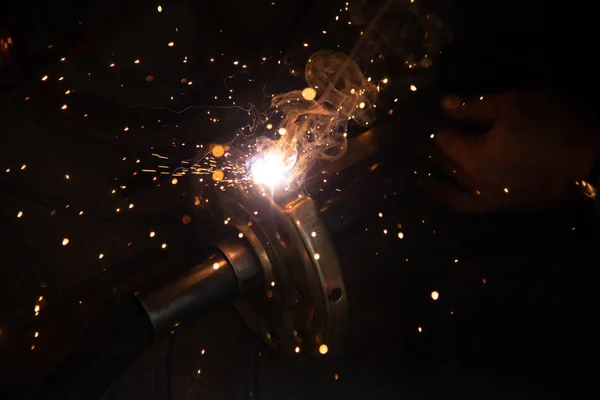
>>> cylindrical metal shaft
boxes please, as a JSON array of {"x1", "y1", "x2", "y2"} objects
[{"x1": 139, "y1": 241, "x2": 261, "y2": 338}]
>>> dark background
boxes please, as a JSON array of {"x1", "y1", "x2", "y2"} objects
[{"x1": 1, "y1": 1, "x2": 597, "y2": 398}]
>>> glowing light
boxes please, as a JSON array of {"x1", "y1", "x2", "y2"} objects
[
  {"x1": 431, "y1": 291, "x2": 439, "y2": 300},
  {"x1": 123, "y1": 126, "x2": 129, "y2": 131},
  {"x1": 161, "y1": 243, "x2": 167, "y2": 249},
  {"x1": 134, "y1": 59, "x2": 140, "y2": 64},
  {"x1": 41, "y1": 75, "x2": 48, "y2": 81},
  {"x1": 503, "y1": 187, "x2": 509, "y2": 193},
  {"x1": 378, "y1": 212, "x2": 383, "y2": 217},
  {"x1": 62, "y1": 238, "x2": 69, "y2": 246},
  {"x1": 34, "y1": 332, "x2": 39, "y2": 338},
  {"x1": 398, "y1": 232, "x2": 404, "y2": 239},
  {"x1": 278, "y1": 127, "x2": 287, "y2": 135},
  {"x1": 157, "y1": 5, "x2": 162, "y2": 12},
  {"x1": 168, "y1": 42, "x2": 174, "y2": 47},
  {"x1": 212, "y1": 169, "x2": 224, "y2": 181},
  {"x1": 61, "y1": 104, "x2": 68, "y2": 110},
  {"x1": 410, "y1": 85, "x2": 418, "y2": 92},
  {"x1": 213, "y1": 262, "x2": 220, "y2": 270},
  {"x1": 211, "y1": 145, "x2": 225, "y2": 158},
  {"x1": 302, "y1": 87, "x2": 317, "y2": 101},
  {"x1": 249, "y1": 149, "x2": 295, "y2": 188},
  {"x1": 314, "y1": 253, "x2": 321, "y2": 260},
  {"x1": 99, "y1": 253, "x2": 104, "y2": 259},
  {"x1": 418, "y1": 326, "x2": 422, "y2": 333},
  {"x1": 359, "y1": 102, "x2": 365, "y2": 109},
  {"x1": 319, "y1": 344, "x2": 329, "y2": 354},
  {"x1": 266, "y1": 123, "x2": 273, "y2": 129},
  {"x1": 150, "y1": 231, "x2": 156, "y2": 237},
  {"x1": 171, "y1": 178, "x2": 178, "y2": 185},
  {"x1": 17, "y1": 211, "x2": 23, "y2": 218},
  {"x1": 382, "y1": 78, "x2": 388, "y2": 84},
  {"x1": 295, "y1": 346, "x2": 300, "y2": 353},
  {"x1": 238, "y1": 232, "x2": 244, "y2": 238},
  {"x1": 303, "y1": 43, "x2": 309, "y2": 47},
  {"x1": 311, "y1": 231, "x2": 317, "y2": 237}
]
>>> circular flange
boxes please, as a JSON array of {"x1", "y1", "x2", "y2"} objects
[{"x1": 194, "y1": 183, "x2": 348, "y2": 357}]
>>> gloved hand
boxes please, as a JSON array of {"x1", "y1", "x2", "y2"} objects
[{"x1": 422, "y1": 90, "x2": 600, "y2": 213}]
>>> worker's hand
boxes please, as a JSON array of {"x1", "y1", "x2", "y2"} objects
[{"x1": 422, "y1": 90, "x2": 600, "y2": 213}]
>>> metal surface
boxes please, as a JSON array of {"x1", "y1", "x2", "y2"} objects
[
  {"x1": 191, "y1": 122, "x2": 415, "y2": 357},
  {"x1": 145, "y1": 122, "x2": 410, "y2": 354},
  {"x1": 139, "y1": 245, "x2": 260, "y2": 338},
  {"x1": 283, "y1": 196, "x2": 348, "y2": 351},
  {"x1": 218, "y1": 237, "x2": 264, "y2": 292},
  {"x1": 195, "y1": 182, "x2": 349, "y2": 356}
]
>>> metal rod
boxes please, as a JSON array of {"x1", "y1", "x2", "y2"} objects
[
  {"x1": 138, "y1": 238, "x2": 263, "y2": 338},
  {"x1": 139, "y1": 251, "x2": 239, "y2": 338}
]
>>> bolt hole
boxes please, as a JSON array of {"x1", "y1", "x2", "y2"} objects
[{"x1": 329, "y1": 288, "x2": 343, "y2": 302}]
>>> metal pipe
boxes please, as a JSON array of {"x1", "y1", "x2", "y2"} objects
[
  {"x1": 38, "y1": 238, "x2": 263, "y2": 399},
  {"x1": 139, "y1": 240, "x2": 262, "y2": 338}
]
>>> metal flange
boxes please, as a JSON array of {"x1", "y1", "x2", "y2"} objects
[{"x1": 195, "y1": 183, "x2": 348, "y2": 357}]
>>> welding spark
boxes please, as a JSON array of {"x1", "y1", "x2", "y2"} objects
[{"x1": 248, "y1": 149, "x2": 296, "y2": 188}]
